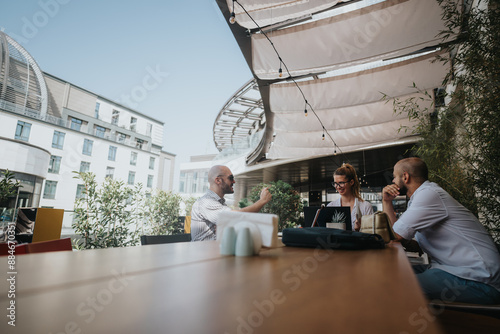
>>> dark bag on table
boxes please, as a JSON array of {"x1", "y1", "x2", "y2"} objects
[{"x1": 282, "y1": 227, "x2": 385, "y2": 250}]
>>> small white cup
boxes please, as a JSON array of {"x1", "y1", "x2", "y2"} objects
[
  {"x1": 235, "y1": 227, "x2": 254, "y2": 257},
  {"x1": 220, "y1": 226, "x2": 236, "y2": 255}
]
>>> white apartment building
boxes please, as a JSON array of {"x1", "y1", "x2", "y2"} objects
[{"x1": 0, "y1": 31, "x2": 175, "y2": 233}]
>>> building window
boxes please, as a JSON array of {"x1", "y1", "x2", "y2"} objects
[
  {"x1": 130, "y1": 152, "x2": 137, "y2": 166},
  {"x1": 76, "y1": 184, "x2": 86, "y2": 199},
  {"x1": 108, "y1": 146, "x2": 117, "y2": 161},
  {"x1": 147, "y1": 123, "x2": 153, "y2": 135},
  {"x1": 130, "y1": 117, "x2": 137, "y2": 132},
  {"x1": 128, "y1": 171, "x2": 135, "y2": 185},
  {"x1": 201, "y1": 171, "x2": 209, "y2": 193},
  {"x1": 43, "y1": 181, "x2": 57, "y2": 199},
  {"x1": 15, "y1": 121, "x2": 31, "y2": 141},
  {"x1": 70, "y1": 117, "x2": 83, "y2": 131},
  {"x1": 48, "y1": 156, "x2": 62, "y2": 174},
  {"x1": 136, "y1": 139, "x2": 144, "y2": 149},
  {"x1": 149, "y1": 157, "x2": 155, "y2": 170},
  {"x1": 179, "y1": 172, "x2": 185, "y2": 193},
  {"x1": 83, "y1": 139, "x2": 93, "y2": 156},
  {"x1": 95, "y1": 125, "x2": 106, "y2": 138},
  {"x1": 117, "y1": 132, "x2": 126, "y2": 143},
  {"x1": 147, "y1": 175, "x2": 154, "y2": 188},
  {"x1": 52, "y1": 131, "x2": 65, "y2": 149},
  {"x1": 95, "y1": 102, "x2": 100, "y2": 119},
  {"x1": 80, "y1": 161, "x2": 90, "y2": 173},
  {"x1": 105, "y1": 167, "x2": 115, "y2": 179},
  {"x1": 112, "y1": 110, "x2": 119, "y2": 125}
]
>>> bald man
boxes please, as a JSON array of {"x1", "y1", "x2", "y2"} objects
[
  {"x1": 383, "y1": 157, "x2": 500, "y2": 304},
  {"x1": 190, "y1": 165, "x2": 272, "y2": 241}
]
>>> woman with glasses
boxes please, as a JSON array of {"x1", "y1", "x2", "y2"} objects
[{"x1": 327, "y1": 163, "x2": 373, "y2": 231}]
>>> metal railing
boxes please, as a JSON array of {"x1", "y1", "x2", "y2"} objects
[{"x1": 1, "y1": 98, "x2": 151, "y2": 152}]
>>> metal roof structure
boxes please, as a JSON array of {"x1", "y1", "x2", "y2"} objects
[
  {"x1": 0, "y1": 31, "x2": 48, "y2": 118},
  {"x1": 213, "y1": 79, "x2": 265, "y2": 151}
]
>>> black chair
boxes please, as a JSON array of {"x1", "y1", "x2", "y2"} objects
[{"x1": 140, "y1": 234, "x2": 191, "y2": 245}]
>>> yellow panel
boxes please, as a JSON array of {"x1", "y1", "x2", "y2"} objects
[
  {"x1": 32, "y1": 208, "x2": 64, "y2": 243},
  {"x1": 184, "y1": 216, "x2": 191, "y2": 234}
]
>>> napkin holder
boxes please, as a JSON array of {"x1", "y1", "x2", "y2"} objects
[{"x1": 217, "y1": 211, "x2": 282, "y2": 255}]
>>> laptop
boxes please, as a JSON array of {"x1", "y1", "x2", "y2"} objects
[
  {"x1": 303, "y1": 206, "x2": 351, "y2": 230},
  {"x1": 15, "y1": 208, "x2": 64, "y2": 243}
]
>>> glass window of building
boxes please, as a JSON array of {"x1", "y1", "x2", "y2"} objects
[
  {"x1": 147, "y1": 175, "x2": 154, "y2": 188},
  {"x1": 149, "y1": 157, "x2": 155, "y2": 170},
  {"x1": 83, "y1": 139, "x2": 93, "y2": 156},
  {"x1": 136, "y1": 139, "x2": 144, "y2": 149},
  {"x1": 70, "y1": 117, "x2": 83, "y2": 131},
  {"x1": 43, "y1": 180, "x2": 57, "y2": 199},
  {"x1": 48, "y1": 156, "x2": 62, "y2": 174},
  {"x1": 80, "y1": 161, "x2": 90, "y2": 173},
  {"x1": 179, "y1": 172, "x2": 186, "y2": 193},
  {"x1": 201, "y1": 171, "x2": 209, "y2": 193},
  {"x1": 117, "y1": 132, "x2": 126, "y2": 143},
  {"x1": 52, "y1": 131, "x2": 65, "y2": 149},
  {"x1": 108, "y1": 146, "x2": 117, "y2": 161},
  {"x1": 105, "y1": 167, "x2": 114, "y2": 179},
  {"x1": 112, "y1": 110, "x2": 119, "y2": 125},
  {"x1": 128, "y1": 171, "x2": 135, "y2": 185},
  {"x1": 130, "y1": 117, "x2": 137, "y2": 132},
  {"x1": 95, "y1": 125, "x2": 106, "y2": 138},
  {"x1": 15, "y1": 121, "x2": 31, "y2": 141},
  {"x1": 75, "y1": 184, "x2": 86, "y2": 199},
  {"x1": 130, "y1": 152, "x2": 137, "y2": 165},
  {"x1": 95, "y1": 102, "x2": 100, "y2": 119}
]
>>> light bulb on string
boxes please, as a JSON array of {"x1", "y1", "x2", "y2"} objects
[
  {"x1": 304, "y1": 100, "x2": 308, "y2": 117},
  {"x1": 229, "y1": 12, "x2": 236, "y2": 24},
  {"x1": 229, "y1": 0, "x2": 236, "y2": 24},
  {"x1": 322, "y1": 133, "x2": 325, "y2": 140},
  {"x1": 278, "y1": 67, "x2": 283, "y2": 77}
]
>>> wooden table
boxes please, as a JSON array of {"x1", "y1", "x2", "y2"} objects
[{"x1": 0, "y1": 241, "x2": 443, "y2": 333}]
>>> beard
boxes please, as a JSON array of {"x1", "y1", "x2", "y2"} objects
[
  {"x1": 398, "y1": 183, "x2": 408, "y2": 196},
  {"x1": 222, "y1": 181, "x2": 234, "y2": 194}
]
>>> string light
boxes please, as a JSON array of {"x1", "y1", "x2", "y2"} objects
[
  {"x1": 232, "y1": 0, "x2": 347, "y2": 163},
  {"x1": 229, "y1": 0, "x2": 236, "y2": 24}
]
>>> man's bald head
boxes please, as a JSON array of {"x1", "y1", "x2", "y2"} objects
[
  {"x1": 395, "y1": 157, "x2": 428, "y2": 182},
  {"x1": 208, "y1": 165, "x2": 231, "y2": 186}
]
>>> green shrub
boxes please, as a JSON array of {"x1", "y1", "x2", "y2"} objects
[{"x1": 247, "y1": 180, "x2": 303, "y2": 231}]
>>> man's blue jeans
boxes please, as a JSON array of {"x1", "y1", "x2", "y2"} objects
[{"x1": 413, "y1": 265, "x2": 500, "y2": 305}]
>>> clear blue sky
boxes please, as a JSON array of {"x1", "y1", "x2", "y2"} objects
[{"x1": 0, "y1": 0, "x2": 252, "y2": 188}]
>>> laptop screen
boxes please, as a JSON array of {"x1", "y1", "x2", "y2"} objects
[{"x1": 303, "y1": 206, "x2": 351, "y2": 230}]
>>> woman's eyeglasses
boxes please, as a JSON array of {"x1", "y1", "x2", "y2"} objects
[{"x1": 332, "y1": 181, "x2": 348, "y2": 188}]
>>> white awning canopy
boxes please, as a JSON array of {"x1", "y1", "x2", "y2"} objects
[{"x1": 217, "y1": 0, "x2": 456, "y2": 163}]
